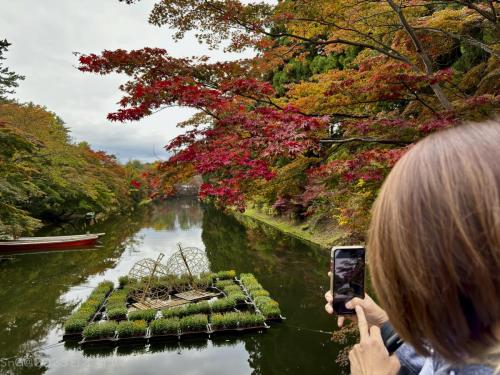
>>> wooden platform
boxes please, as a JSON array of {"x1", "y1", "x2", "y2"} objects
[
  {"x1": 175, "y1": 290, "x2": 219, "y2": 301},
  {"x1": 130, "y1": 291, "x2": 220, "y2": 310},
  {"x1": 132, "y1": 298, "x2": 187, "y2": 310}
]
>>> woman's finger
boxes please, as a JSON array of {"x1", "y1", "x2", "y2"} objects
[
  {"x1": 355, "y1": 305, "x2": 369, "y2": 342},
  {"x1": 324, "y1": 290, "x2": 333, "y2": 303},
  {"x1": 325, "y1": 302, "x2": 333, "y2": 314},
  {"x1": 337, "y1": 316, "x2": 345, "y2": 327},
  {"x1": 369, "y1": 324, "x2": 382, "y2": 340}
]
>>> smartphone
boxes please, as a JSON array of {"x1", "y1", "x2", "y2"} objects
[{"x1": 330, "y1": 246, "x2": 366, "y2": 315}]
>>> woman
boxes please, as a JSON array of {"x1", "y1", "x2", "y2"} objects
[{"x1": 325, "y1": 121, "x2": 500, "y2": 374}]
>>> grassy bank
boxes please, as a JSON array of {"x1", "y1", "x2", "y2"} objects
[{"x1": 233, "y1": 206, "x2": 345, "y2": 249}]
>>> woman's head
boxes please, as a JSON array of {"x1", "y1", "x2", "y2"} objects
[{"x1": 368, "y1": 120, "x2": 500, "y2": 364}]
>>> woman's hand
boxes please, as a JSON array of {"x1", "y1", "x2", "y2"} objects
[
  {"x1": 324, "y1": 286, "x2": 388, "y2": 328},
  {"x1": 349, "y1": 305, "x2": 400, "y2": 375}
]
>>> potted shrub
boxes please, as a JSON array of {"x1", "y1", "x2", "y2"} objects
[
  {"x1": 116, "y1": 320, "x2": 147, "y2": 338},
  {"x1": 82, "y1": 321, "x2": 117, "y2": 340},
  {"x1": 210, "y1": 297, "x2": 236, "y2": 312},
  {"x1": 128, "y1": 309, "x2": 157, "y2": 322},
  {"x1": 150, "y1": 318, "x2": 180, "y2": 336},
  {"x1": 179, "y1": 314, "x2": 208, "y2": 333}
]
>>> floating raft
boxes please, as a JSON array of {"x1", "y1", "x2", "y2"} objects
[{"x1": 63, "y1": 270, "x2": 283, "y2": 347}]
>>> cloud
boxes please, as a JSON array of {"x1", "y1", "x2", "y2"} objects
[{"x1": 1, "y1": 0, "x2": 253, "y2": 162}]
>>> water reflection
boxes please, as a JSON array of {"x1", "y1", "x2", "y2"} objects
[{"x1": 0, "y1": 198, "x2": 346, "y2": 375}]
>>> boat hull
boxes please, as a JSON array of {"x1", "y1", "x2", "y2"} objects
[{"x1": 0, "y1": 234, "x2": 104, "y2": 253}]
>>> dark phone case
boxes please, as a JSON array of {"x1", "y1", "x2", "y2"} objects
[{"x1": 331, "y1": 247, "x2": 365, "y2": 316}]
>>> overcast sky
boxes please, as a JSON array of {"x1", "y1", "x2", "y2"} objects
[{"x1": 1, "y1": 0, "x2": 252, "y2": 162}]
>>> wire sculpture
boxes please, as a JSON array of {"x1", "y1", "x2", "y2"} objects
[
  {"x1": 127, "y1": 243, "x2": 211, "y2": 305},
  {"x1": 165, "y1": 243, "x2": 210, "y2": 278}
]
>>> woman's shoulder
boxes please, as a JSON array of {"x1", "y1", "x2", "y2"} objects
[
  {"x1": 396, "y1": 343, "x2": 495, "y2": 375},
  {"x1": 433, "y1": 351, "x2": 494, "y2": 375},
  {"x1": 443, "y1": 363, "x2": 494, "y2": 375}
]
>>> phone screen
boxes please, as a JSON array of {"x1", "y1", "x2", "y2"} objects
[{"x1": 331, "y1": 247, "x2": 365, "y2": 315}]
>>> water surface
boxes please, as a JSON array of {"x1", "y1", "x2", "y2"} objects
[{"x1": 0, "y1": 199, "x2": 348, "y2": 375}]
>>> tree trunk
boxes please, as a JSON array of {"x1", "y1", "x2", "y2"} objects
[{"x1": 386, "y1": 0, "x2": 453, "y2": 111}]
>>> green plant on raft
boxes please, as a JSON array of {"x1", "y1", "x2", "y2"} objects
[
  {"x1": 215, "y1": 270, "x2": 236, "y2": 280},
  {"x1": 82, "y1": 321, "x2": 117, "y2": 339},
  {"x1": 88, "y1": 292, "x2": 107, "y2": 302},
  {"x1": 179, "y1": 314, "x2": 208, "y2": 332},
  {"x1": 254, "y1": 296, "x2": 281, "y2": 318},
  {"x1": 68, "y1": 311, "x2": 91, "y2": 324},
  {"x1": 107, "y1": 306, "x2": 127, "y2": 320},
  {"x1": 239, "y1": 273, "x2": 257, "y2": 284},
  {"x1": 116, "y1": 320, "x2": 147, "y2": 338},
  {"x1": 253, "y1": 296, "x2": 272, "y2": 305},
  {"x1": 107, "y1": 289, "x2": 128, "y2": 303},
  {"x1": 258, "y1": 303, "x2": 281, "y2": 319},
  {"x1": 63, "y1": 317, "x2": 88, "y2": 334},
  {"x1": 215, "y1": 279, "x2": 235, "y2": 289},
  {"x1": 210, "y1": 297, "x2": 236, "y2": 312},
  {"x1": 162, "y1": 305, "x2": 188, "y2": 318},
  {"x1": 150, "y1": 318, "x2": 180, "y2": 335},
  {"x1": 210, "y1": 312, "x2": 265, "y2": 329},
  {"x1": 192, "y1": 274, "x2": 213, "y2": 289},
  {"x1": 94, "y1": 280, "x2": 114, "y2": 294},
  {"x1": 249, "y1": 289, "x2": 270, "y2": 298},
  {"x1": 222, "y1": 284, "x2": 241, "y2": 294},
  {"x1": 175, "y1": 274, "x2": 192, "y2": 288},
  {"x1": 210, "y1": 312, "x2": 239, "y2": 329},
  {"x1": 185, "y1": 301, "x2": 211, "y2": 315},
  {"x1": 118, "y1": 276, "x2": 129, "y2": 287},
  {"x1": 128, "y1": 308, "x2": 157, "y2": 322},
  {"x1": 245, "y1": 281, "x2": 263, "y2": 292},
  {"x1": 238, "y1": 312, "x2": 265, "y2": 328},
  {"x1": 227, "y1": 291, "x2": 246, "y2": 304}
]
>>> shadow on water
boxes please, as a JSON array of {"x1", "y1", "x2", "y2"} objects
[{"x1": 0, "y1": 198, "x2": 347, "y2": 375}]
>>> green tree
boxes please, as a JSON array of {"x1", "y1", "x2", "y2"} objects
[{"x1": 0, "y1": 40, "x2": 24, "y2": 100}]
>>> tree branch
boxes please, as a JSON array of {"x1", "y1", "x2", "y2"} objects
[
  {"x1": 416, "y1": 27, "x2": 500, "y2": 58},
  {"x1": 385, "y1": 0, "x2": 453, "y2": 110},
  {"x1": 319, "y1": 137, "x2": 412, "y2": 145}
]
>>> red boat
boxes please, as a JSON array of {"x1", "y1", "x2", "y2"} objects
[{"x1": 0, "y1": 233, "x2": 105, "y2": 253}]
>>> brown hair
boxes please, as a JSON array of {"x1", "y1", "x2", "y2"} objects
[{"x1": 368, "y1": 120, "x2": 500, "y2": 364}]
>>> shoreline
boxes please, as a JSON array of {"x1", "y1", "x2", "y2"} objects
[{"x1": 232, "y1": 207, "x2": 344, "y2": 249}]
